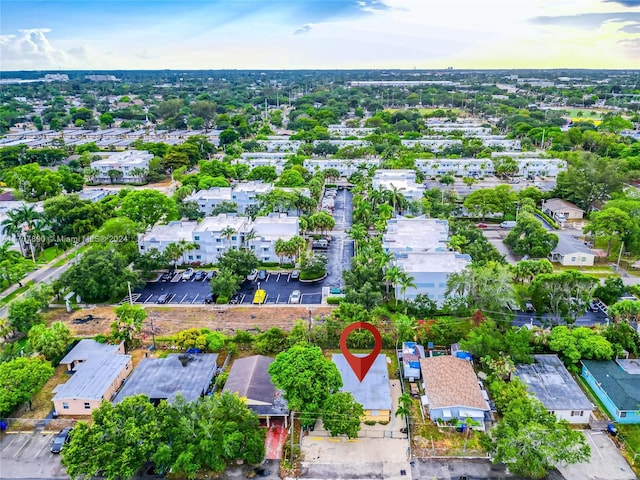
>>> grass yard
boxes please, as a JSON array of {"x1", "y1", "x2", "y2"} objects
[
  {"x1": 0, "y1": 280, "x2": 35, "y2": 306},
  {"x1": 37, "y1": 246, "x2": 62, "y2": 264},
  {"x1": 52, "y1": 244, "x2": 90, "y2": 267}
]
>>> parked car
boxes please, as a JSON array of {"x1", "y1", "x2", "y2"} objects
[
  {"x1": 290, "y1": 269, "x2": 300, "y2": 280},
  {"x1": 247, "y1": 269, "x2": 258, "y2": 281},
  {"x1": 50, "y1": 427, "x2": 73, "y2": 454},
  {"x1": 253, "y1": 467, "x2": 271, "y2": 477},
  {"x1": 257, "y1": 269, "x2": 268, "y2": 281},
  {"x1": 157, "y1": 294, "x2": 169, "y2": 304},
  {"x1": 500, "y1": 221, "x2": 517, "y2": 229},
  {"x1": 253, "y1": 289, "x2": 267, "y2": 304},
  {"x1": 289, "y1": 290, "x2": 301, "y2": 304},
  {"x1": 525, "y1": 301, "x2": 535, "y2": 312},
  {"x1": 205, "y1": 271, "x2": 215, "y2": 281},
  {"x1": 182, "y1": 268, "x2": 194, "y2": 280},
  {"x1": 312, "y1": 239, "x2": 329, "y2": 249},
  {"x1": 589, "y1": 300, "x2": 600, "y2": 312},
  {"x1": 161, "y1": 271, "x2": 174, "y2": 282},
  {"x1": 204, "y1": 293, "x2": 218, "y2": 304},
  {"x1": 194, "y1": 270, "x2": 205, "y2": 281},
  {"x1": 476, "y1": 223, "x2": 488, "y2": 229}
]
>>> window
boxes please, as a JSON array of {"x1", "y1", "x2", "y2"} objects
[
  {"x1": 231, "y1": 236, "x2": 237, "y2": 241},
  {"x1": 570, "y1": 411, "x2": 583, "y2": 417},
  {"x1": 188, "y1": 255, "x2": 193, "y2": 260},
  {"x1": 370, "y1": 410, "x2": 379, "y2": 416},
  {"x1": 84, "y1": 402, "x2": 91, "y2": 409},
  {"x1": 571, "y1": 257, "x2": 576, "y2": 262},
  {"x1": 140, "y1": 246, "x2": 144, "y2": 250},
  {"x1": 621, "y1": 411, "x2": 628, "y2": 418},
  {"x1": 216, "y1": 238, "x2": 221, "y2": 243},
  {"x1": 196, "y1": 255, "x2": 201, "y2": 260},
  {"x1": 62, "y1": 402, "x2": 69, "y2": 410},
  {"x1": 194, "y1": 236, "x2": 200, "y2": 241},
  {"x1": 263, "y1": 248, "x2": 269, "y2": 252},
  {"x1": 424, "y1": 282, "x2": 435, "y2": 288}
]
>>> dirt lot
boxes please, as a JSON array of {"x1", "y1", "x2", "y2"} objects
[{"x1": 47, "y1": 305, "x2": 335, "y2": 339}]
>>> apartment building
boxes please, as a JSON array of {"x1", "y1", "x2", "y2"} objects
[
  {"x1": 372, "y1": 169, "x2": 425, "y2": 201},
  {"x1": 89, "y1": 150, "x2": 153, "y2": 183}
]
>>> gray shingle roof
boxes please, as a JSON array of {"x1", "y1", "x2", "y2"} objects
[
  {"x1": 112, "y1": 353, "x2": 218, "y2": 404},
  {"x1": 516, "y1": 355, "x2": 593, "y2": 411}
]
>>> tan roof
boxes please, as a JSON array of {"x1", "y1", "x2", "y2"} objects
[
  {"x1": 420, "y1": 356, "x2": 488, "y2": 410},
  {"x1": 544, "y1": 198, "x2": 584, "y2": 213}
]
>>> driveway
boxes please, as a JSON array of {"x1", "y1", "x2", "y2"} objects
[
  {"x1": 556, "y1": 430, "x2": 637, "y2": 480},
  {"x1": 409, "y1": 458, "x2": 564, "y2": 480},
  {"x1": 481, "y1": 229, "x2": 519, "y2": 264},
  {"x1": 511, "y1": 306, "x2": 610, "y2": 328}
]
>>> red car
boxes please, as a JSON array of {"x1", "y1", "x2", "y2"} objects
[{"x1": 476, "y1": 223, "x2": 488, "y2": 228}]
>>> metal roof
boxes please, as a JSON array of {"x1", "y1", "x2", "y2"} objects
[{"x1": 332, "y1": 354, "x2": 392, "y2": 412}]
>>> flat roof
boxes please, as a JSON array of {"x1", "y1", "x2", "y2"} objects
[
  {"x1": 582, "y1": 360, "x2": 640, "y2": 411},
  {"x1": 332, "y1": 354, "x2": 392, "y2": 411},
  {"x1": 139, "y1": 221, "x2": 198, "y2": 243},
  {"x1": 396, "y1": 252, "x2": 471, "y2": 273},
  {"x1": 383, "y1": 216, "x2": 449, "y2": 252},
  {"x1": 194, "y1": 215, "x2": 251, "y2": 233},
  {"x1": 515, "y1": 355, "x2": 593, "y2": 411},
  {"x1": 113, "y1": 353, "x2": 218, "y2": 404}
]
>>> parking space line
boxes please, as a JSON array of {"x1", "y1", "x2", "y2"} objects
[
  {"x1": 275, "y1": 273, "x2": 281, "y2": 282},
  {"x1": 143, "y1": 294, "x2": 153, "y2": 304},
  {"x1": 192, "y1": 294, "x2": 199, "y2": 304},
  {"x1": 178, "y1": 294, "x2": 188, "y2": 303},
  {"x1": 14, "y1": 436, "x2": 31, "y2": 458},
  {"x1": 35, "y1": 435, "x2": 50, "y2": 457}
]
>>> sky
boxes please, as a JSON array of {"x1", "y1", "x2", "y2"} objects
[{"x1": 1, "y1": 0, "x2": 639, "y2": 71}]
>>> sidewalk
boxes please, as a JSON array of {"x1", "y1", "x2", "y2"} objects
[{"x1": 0, "y1": 241, "x2": 86, "y2": 317}]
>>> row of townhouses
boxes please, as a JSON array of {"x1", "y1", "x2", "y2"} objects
[
  {"x1": 137, "y1": 213, "x2": 299, "y2": 264},
  {"x1": 184, "y1": 182, "x2": 310, "y2": 215},
  {"x1": 382, "y1": 216, "x2": 471, "y2": 305}
]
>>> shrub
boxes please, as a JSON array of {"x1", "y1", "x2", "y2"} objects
[
  {"x1": 216, "y1": 295, "x2": 229, "y2": 304},
  {"x1": 364, "y1": 420, "x2": 376, "y2": 426},
  {"x1": 215, "y1": 371, "x2": 229, "y2": 389},
  {"x1": 326, "y1": 296, "x2": 343, "y2": 304},
  {"x1": 535, "y1": 209, "x2": 559, "y2": 229}
]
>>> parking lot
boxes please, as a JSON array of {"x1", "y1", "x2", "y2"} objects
[
  {"x1": 0, "y1": 432, "x2": 68, "y2": 479},
  {"x1": 131, "y1": 271, "x2": 215, "y2": 305}
]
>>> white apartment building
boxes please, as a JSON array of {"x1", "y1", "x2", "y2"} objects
[
  {"x1": 257, "y1": 139, "x2": 303, "y2": 152},
  {"x1": 138, "y1": 214, "x2": 299, "y2": 265},
  {"x1": 90, "y1": 150, "x2": 153, "y2": 183},
  {"x1": 312, "y1": 140, "x2": 371, "y2": 148},
  {"x1": 428, "y1": 126, "x2": 491, "y2": 136},
  {"x1": 372, "y1": 169, "x2": 424, "y2": 201},
  {"x1": 414, "y1": 158, "x2": 566, "y2": 178},
  {"x1": 303, "y1": 158, "x2": 381, "y2": 177},
  {"x1": 239, "y1": 153, "x2": 288, "y2": 174},
  {"x1": 383, "y1": 216, "x2": 470, "y2": 305},
  {"x1": 327, "y1": 125, "x2": 375, "y2": 137},
  {"x1": 185, "y1": 182, "x2": 310, "y2": 215},
  {"x1": 401, "y1": 139, "x2": 463, "y2": 151}
]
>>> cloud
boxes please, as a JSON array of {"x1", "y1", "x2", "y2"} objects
[
  {"x1": 529, "y1": 11, "x2": 640, "y2": 27},
  {"x1": 618, "y1": 22, "x2": 640, "y2": 33},
  {"x1": 293, "y1": 23, "x2": 313, "y2": 35},
  {"x1": 136, "y1": 49, "x2": 157, "y2": 60},
  {"x1": 0, "y1": 28, "x2": 68, "y2": 69},
  {"x1": 603, "y1": 0, "x2": 640, "y2": 6}
]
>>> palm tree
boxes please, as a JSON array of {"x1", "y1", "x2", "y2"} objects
[
  {"x1": 397, "y1": 271, "x2": 416, "y2": 306},
  {"x1": 274, "y1": 238, "x2": 287, "y2": 264},
  {"x1": 347, "y1": 224, "x2": 367, "y2": 255},
  {"x1": 395, "y1": 393, "x2": 412, "y2": 419},
  {"x1": 383, "y1": 265, "x2": 402, "y2": 302},
  {"x1": 1, "y1": 212, "x2": 27, "y2": 256},
  {"x1": 13, "y1": 205, "x2": 42, "y2": 262},
  {"x1": 241, "y1": 228, "x2": 258, "y2": 249},
  {"x1": 165, "y1": 242, "x2": 186, "y2": 269},
  {"x1": 220, "y1": 226, "x2": 236, "y2": 251},
  {"x1": 30, "y1": 218, "x2": 54, "y2": 259}
]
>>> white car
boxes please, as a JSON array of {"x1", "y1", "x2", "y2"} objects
[
  {"x1": 182, "y1": 268, "x2": 194, "y2": 280},
  {"x1": 289, "y1": 290, "x2": 301, "y2": 304},
  {"x1": 246, "y1": 269, "x2": 258, "y2": 281}
]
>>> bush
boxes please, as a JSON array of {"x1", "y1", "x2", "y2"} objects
[
  {"x1": 326, "y1": 296, "x2": 343, "y2": 304},
  {"x1": 215, "y1": 371, "x2": 229, "y2": 389},
  {"x1": 364, "y1": 420, "x2": 376, "y2": 426},
  {"x1": 535, "y1": 209, "x2": 559, "y2": 229},
  {"x1": 300, "y1": 270, "x2": 326, "y2": 281},
  {"x1": 378, "y1": 420, "x2": 389, "y2": 425},
  {"x1": 216, "y1": 295, "x2": 229, "y2": 304}
]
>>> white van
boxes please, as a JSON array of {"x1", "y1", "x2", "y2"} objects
[{"x1": 500, "y1": 221, "x2": 517, "y2": 229}]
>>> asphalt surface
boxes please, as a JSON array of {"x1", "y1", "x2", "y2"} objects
[{"x1": 511, "y1": 306, "x2": 610, "y2": 328}]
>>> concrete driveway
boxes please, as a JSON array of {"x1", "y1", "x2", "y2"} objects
[{"x1": 556, "y1": 430, "x2": 637, "y2": 480}]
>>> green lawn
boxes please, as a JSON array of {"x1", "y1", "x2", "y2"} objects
[
  {"x1": 618, "y1": 424, "x2": 640, "y2": 452},
  {"x1": 37, "y1": 246, "x2": 62, "y2": 264},
  {"x1": 0, "y1": 281, "x2": 35, "y2": 306},
  {"x1": 52, "y1": 244, "x2": 90, "y2": 267}
]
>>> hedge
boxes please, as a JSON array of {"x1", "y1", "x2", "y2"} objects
[
  {"x1": 326, "y1": 297, "x2": 343, "y2": 304},
  {"x1": 535, "y1": 209, "x2": 559, "y2": 229}
]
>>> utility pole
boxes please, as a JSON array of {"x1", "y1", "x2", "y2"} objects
[
  {"x1": 127, "y1": 281, "x2": 133, "y2": 305},
  {"x1": 616, "y1": 241, "x2": 624, "y2": 272}
]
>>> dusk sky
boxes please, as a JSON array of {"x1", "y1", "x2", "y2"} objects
[{"x1": 1, "y1": 0, "x2": 639, "y2": 71}]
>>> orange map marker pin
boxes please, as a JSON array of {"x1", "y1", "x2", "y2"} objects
[{"x1": 339, "y1": 321, "x2": 383, "y2": 382}]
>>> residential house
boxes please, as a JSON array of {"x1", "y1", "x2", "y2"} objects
[
  {"x1": 372, "y1": 169, "x2": 424, "y2": 202},
  {"x1": 240, "y1": 152, "x2": 288, "y2": 174},
  {"x1": 420, "y1": 356, "x2": 489, "y2": 430},
  {"x1": 332, "y1": 354, "x2": 392, "y2": 423},
  {"x1": 549, "y1": 236, "x2": 595, "y2": 267},
  {"x1": 89, "y1": 150, "x2": 152, "y2": 184},
  {"x1": 223, "y1": 355, "x2": 289, "y2": 427},
  {"x1": 52, "y1": 340, "x2": 132, "y2": 416},
  {"x1": 401, "y1": 139, "x2": 463, "y2": 151},
  {"x1": 542, "y1": 198, "x2": 585, "y2": 223},
  {"x1": 113, "y1": 353, "x2": 219, "y2": 405},
  {"x1": 77, "y1": 188, "x2": 114, "y2": 203},
  {"x1": 582, "y1": 359, "x2": 640, "y2": 424},
  {"x1": 303, "y1": 158, "x2": 381, "y2": 178},
  {"x1": 515, "y1": 354, "x2": 594, "y2": 424},
  {"x1": 257, "y1": 138, "x2": 302, "y2": 153}
]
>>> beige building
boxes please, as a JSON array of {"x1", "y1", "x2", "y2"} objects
[
  {"x1": 542, "y1": 198, "x2": 585, "y2": 223},
  {"x1": 52, "y1": 340, "x2": 132, "y2": 416}
]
